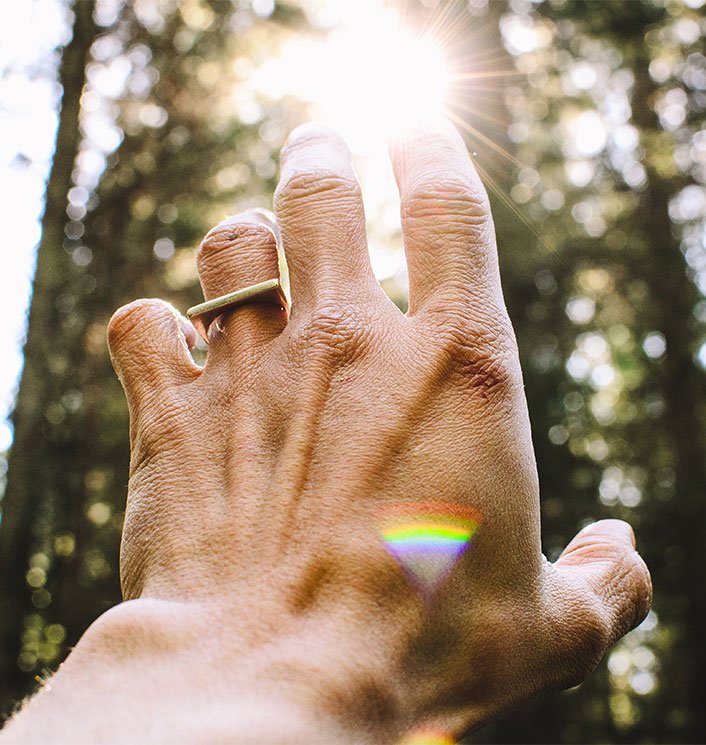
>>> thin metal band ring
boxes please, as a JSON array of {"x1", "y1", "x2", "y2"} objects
[{"x1": 186, "y1": 278, "x2": 287, "y2": 342}]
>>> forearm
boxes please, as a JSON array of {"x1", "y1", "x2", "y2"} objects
[{"x1": 0, "y1": 600, "x2": 391, "y2": 745}]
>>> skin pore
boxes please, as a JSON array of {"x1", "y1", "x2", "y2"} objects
[{"x1": 0, "y1": 119, "x2": 651, "y2": 745}]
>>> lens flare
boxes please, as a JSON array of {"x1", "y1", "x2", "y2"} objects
[{"x1": 377, "y1": 501, "x2": 481, "y2": 598}]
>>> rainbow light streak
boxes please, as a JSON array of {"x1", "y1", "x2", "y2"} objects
[
  {"x1": 398, "y1": 730, "x2": 458, "y2": 745},
  {"x1": 377, "y1": 501, "x2": 481, "y2": 598}
]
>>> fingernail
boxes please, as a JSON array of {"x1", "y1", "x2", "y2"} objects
[
  {"x1": 581, "y1": 519, "x2": 636, "y2": 548},
  {"x1": 178, "y1": 316, "x2": 197, "y2": 350}
]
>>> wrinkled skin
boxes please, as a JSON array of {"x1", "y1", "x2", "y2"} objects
[{"x1": 2, "y1": 121, "x2": 651, "y2": 745}]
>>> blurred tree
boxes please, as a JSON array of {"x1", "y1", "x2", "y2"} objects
[{"x1": 0, "y1": 0, "x2": 98, "y2": 711}]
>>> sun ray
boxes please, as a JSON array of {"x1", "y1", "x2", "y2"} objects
[
  {"x1": 248, "y1": 0, "x2": 555, "y2": 279},
  {"x1": 422, "y1": 0, "x2": 464, "y2": 45},
  {"x1": 473, "y1": 156, "x2": 559, "y2": 259},
  {"x1": 445, "y1": 110, "x2": 524, "y2": 168}
]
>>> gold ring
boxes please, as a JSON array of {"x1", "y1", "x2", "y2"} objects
[{"x1": 187, "y1": 278, "x2": 287, "y2": 342}]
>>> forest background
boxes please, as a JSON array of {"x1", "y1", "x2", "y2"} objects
[{"x1": 0, "y1": 0, "x2": 705, "y2": 742}]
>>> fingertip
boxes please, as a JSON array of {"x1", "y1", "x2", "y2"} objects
[
  {"x1": 556, "y1": 520, "x2": 652, "y2": 642},
  {"x1": 388, "y1": 116, "x2": 466, "y2": 165},
  {"x1": 240, "y1": 207, "x2": 278, "y2": 231},
  {"x1": 107, "y1": 298, "x2": 161, "y2": 359},
  {"x1": 284, "y1": 121, "x2": 349, "y2": 151},
  {"x1": 107, "y1": 298, "x2": 199, "y2": 391},
  {"x1": 278, "y1": 123, "x2": 353, "y2": 179},
  {"x1": 238, "y1": 208, "x2": 282, "y2": 248},
  {"x1": 578, "y1": 519, "x2": 636, "y2": 549}
]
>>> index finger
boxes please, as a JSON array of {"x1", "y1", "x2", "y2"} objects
[{"x1": 389, "y1": 118, "x2": 506, "y2": 321}]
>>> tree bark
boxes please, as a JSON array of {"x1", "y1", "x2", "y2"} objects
[{"x1": 0, "y1": 0, "x2": 97, "y2": 709}]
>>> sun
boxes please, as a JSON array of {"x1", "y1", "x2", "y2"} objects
[
  {"x1": 364, "y1": 27, "x2": 451, "y2": 130},
  {"x1": 247, "y1": 0, "x2": 456, "y2": 285},
  {"x1": 250, "y1": 1, "x2": 452, "y2": 152}
]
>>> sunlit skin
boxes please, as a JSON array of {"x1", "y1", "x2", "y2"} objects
[
  {"x1": 1, "y1": 118, "x2": 651, "y2": 745},
  {"x1": 398, "y1": 730, "x2": 458, "y2": 745}
]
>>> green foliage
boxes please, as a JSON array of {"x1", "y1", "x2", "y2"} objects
[{"x1": 475, "y1": 0, "x2": 706, "y2": 741}]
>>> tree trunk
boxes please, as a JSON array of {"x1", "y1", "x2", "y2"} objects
[{"x1": 0, "y1": 0, "x2": 97, "y2": 709}]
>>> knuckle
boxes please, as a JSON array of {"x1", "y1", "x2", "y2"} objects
[
  {"x1": 275, "y1": 169, "x2": 361, "y2": 210},
  {"x1": 428, "y1": 311, "x2": 519, "y2": 399},
  {"x1": 132, "y1": 400, "x2": 189, "y2": 464},
  {"x1": 198, "y1": 221, "x2": 274, "y2": 260},
  {"x1": 575, "y1": 601, "x2": 612, "y2": 671},
  {"x1": 403, "y1": 177, "x2": 491, "y2": 230},
  {"x1": 555, "y1": 597, "x2": 612, "y2": 690},
  {"x1": 300, "y1": 303, "x2": 371, "y2": 364},
  {"x1": 604, "y1": 550, "x2": 653, "y2": 636}
]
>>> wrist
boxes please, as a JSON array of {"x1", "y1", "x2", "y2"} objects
[
  {"x1": 3, "y1": 599, "x2": 403, "y2": 745},
  {"x1": 91, "y1": 599, "x2": 404, "y2": 744}
]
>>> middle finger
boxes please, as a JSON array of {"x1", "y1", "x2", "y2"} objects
[{"x1": 274, "y1": 124, "x2": 381, "y2": 311}]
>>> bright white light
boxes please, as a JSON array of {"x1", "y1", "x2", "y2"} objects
[
  {"x1": 0, "y1": 0, "x2": 69, "y2": 451},
  {"x1": 697, "y1": 341, "x2": 706, "y2": 370},
  {"x1": 591, "y1": 363, "x2": 615, "y2": 388},
  {"x1": 565, "y1": 159, "x2": 595, "y2": 188},
  {"x1": 629, "y1": 670, "x2": 655, "y2": 696},
  {"x1": 571, "y1": 111, "x2": 607, "y2": 157},
  {"x1": 251, "y1": 3, "x2": 451, "y2": 149},
  {"x1": 569, "y1": 61, "x2": 597, "y2": 91},
  {"x1": 608, "y1": 649, "x2": 631, "y2": 676},
  {"x1": 500, "y1": 14, "x2": 548, "y2": 55},
  {"x1": 565, "y1": 296, "x2": 595, "y2": 324},
  {"x1": 643, "y1": 332, "x2": 667, "y2": 359},
  {"x1": 566, "y1": 352, "x2": 590, "y2": 381},
  {"x1": 249, "y1": 0, "x2": 451, "y2": 279}
]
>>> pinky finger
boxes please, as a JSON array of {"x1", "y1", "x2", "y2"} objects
[{"x1": 107, "y1": 299, "x2": 201, "y2": 409}]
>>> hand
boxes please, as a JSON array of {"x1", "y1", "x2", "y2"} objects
[{"x1": 2, "y1": 120, "x2": 651, "y2": 745}]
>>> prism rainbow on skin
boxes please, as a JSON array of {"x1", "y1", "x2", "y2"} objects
[{"x1": 376, "y1": 501, "x2": 482, "y2": 598}]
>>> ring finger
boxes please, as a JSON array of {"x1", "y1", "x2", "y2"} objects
[{"x1": 194, "y1": 208, "x2": 287, "y2": 366}]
